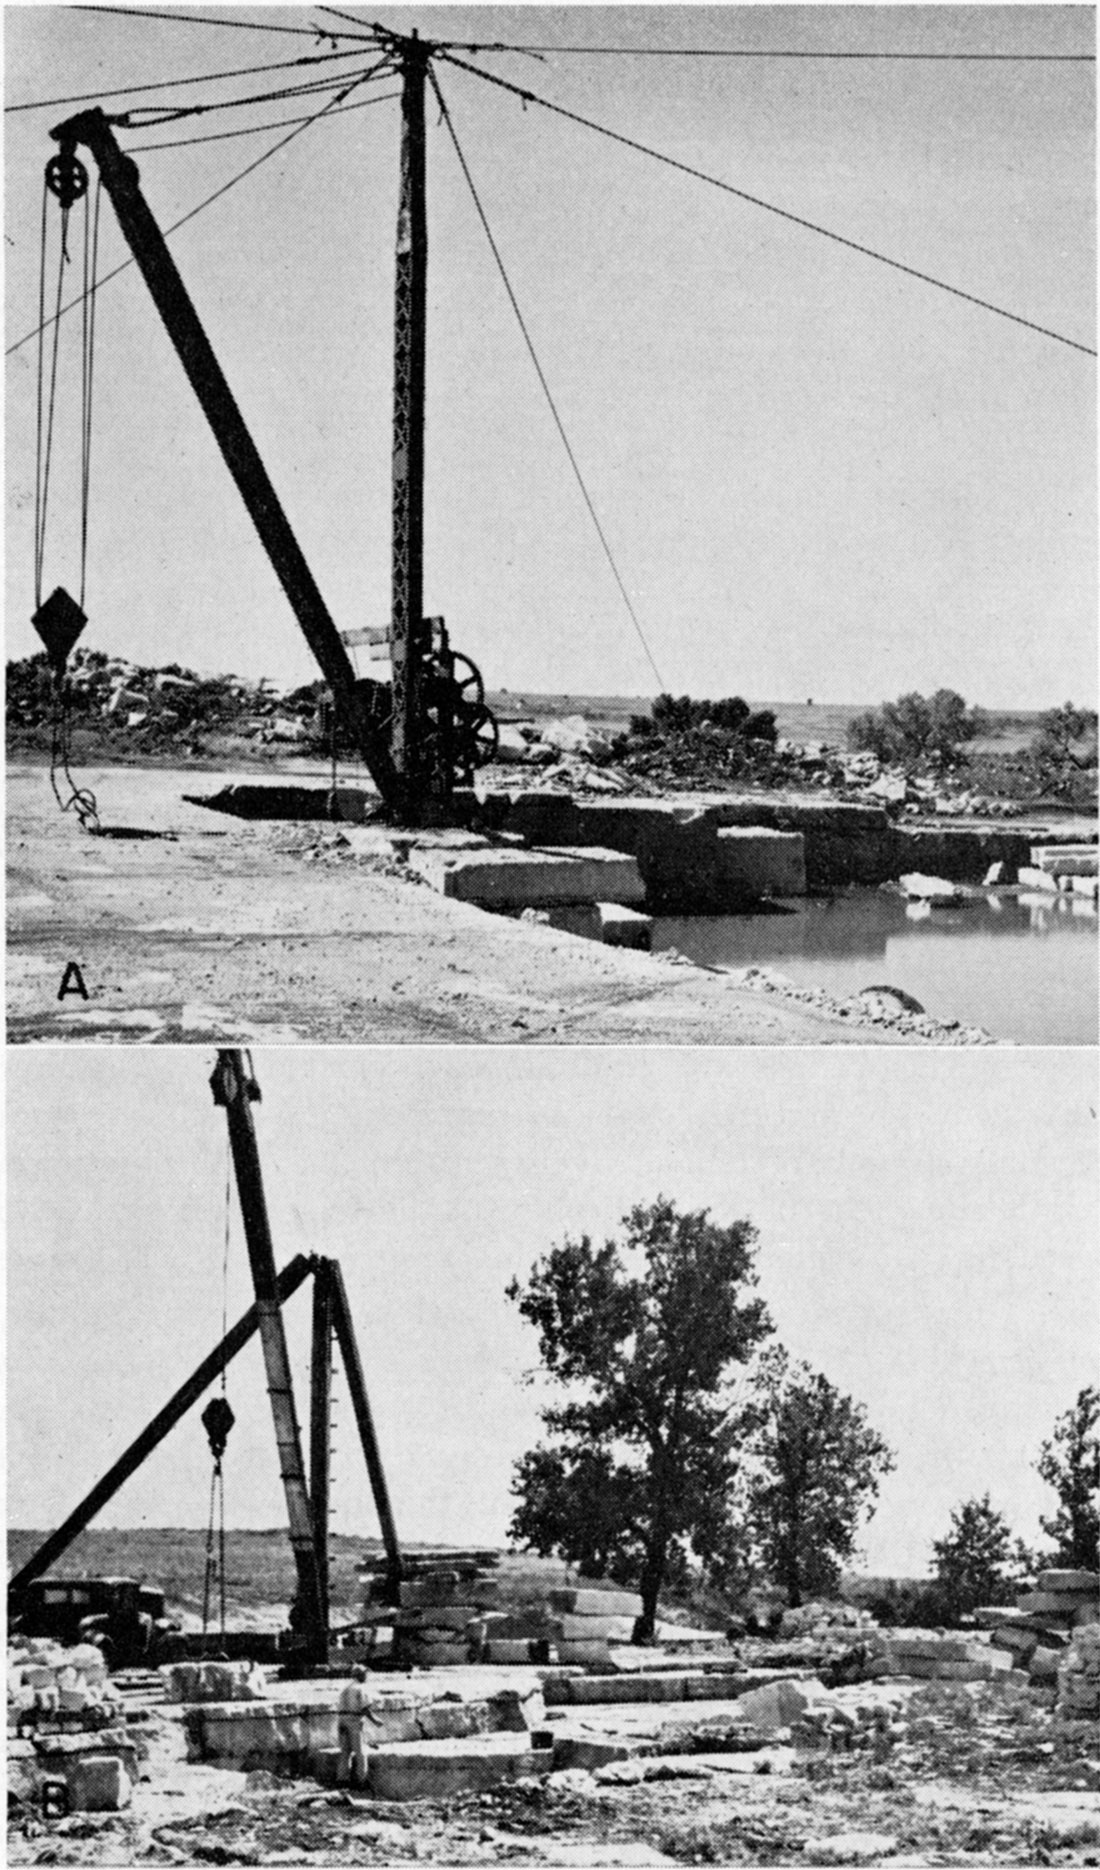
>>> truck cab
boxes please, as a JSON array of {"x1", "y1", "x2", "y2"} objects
[{"x1": 11, "y1": 1576, "x2": 176, "y2": 1668}]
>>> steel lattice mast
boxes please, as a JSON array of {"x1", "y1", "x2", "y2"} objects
[{"x1": 389, "y1": 32, "x2": 430, "y2": 817}]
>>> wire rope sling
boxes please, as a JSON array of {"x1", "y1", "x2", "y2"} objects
[{"x1": 31, "y1": 142, "x2": 103, "y2": 833}]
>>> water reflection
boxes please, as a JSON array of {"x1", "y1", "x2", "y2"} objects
[{"x1": 652, "y1": 890, "x2": 1098, "y2": 1045}]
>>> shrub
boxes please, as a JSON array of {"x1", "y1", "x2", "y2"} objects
[{"x1": 848, "y1": 690, "x2": 984, "y2": 769}]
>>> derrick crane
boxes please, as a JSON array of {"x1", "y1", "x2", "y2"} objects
[
  {"x1": 45, "y1": 34, "x2": 496, "y2": 827},
  {"x1": 8, "y1": 1052, "x2": 401, "y2": 1668}
]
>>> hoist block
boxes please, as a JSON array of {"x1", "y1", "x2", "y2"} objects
[
  {"x1": 32, "y1": 586, "x2": 87, "y2": 673},
  {"x1": 201, "y1": 1396, "x2": 235, "y2": 1462}
]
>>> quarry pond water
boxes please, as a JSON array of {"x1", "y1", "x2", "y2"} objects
[{"x1": 653, "y1": 889, "x2": 1099, "y2": 1046}]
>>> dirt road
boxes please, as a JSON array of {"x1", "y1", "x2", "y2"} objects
[{"x1": 7, "y1": 763, "x2": 971, "y2": 1046}]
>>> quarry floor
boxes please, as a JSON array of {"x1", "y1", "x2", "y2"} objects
[
  {"x1": 7, "y1": 1691, "x2": 1100, "y2": 1869},
  {"x1": 6, "y1": 762, "x2": 947, "y2": 1046}
]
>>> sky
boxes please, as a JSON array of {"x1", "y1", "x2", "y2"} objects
[
  {"x1": 4, "y1": 4, "x2": 1095, "y2": 708},
  {"x1": 7, "y1": 1046, "x2": 1097, "y2": 1580}
]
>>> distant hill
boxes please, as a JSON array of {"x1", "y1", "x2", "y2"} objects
[{"x1": 487, "y1": 693, "x2": 1043, "y2": 756}]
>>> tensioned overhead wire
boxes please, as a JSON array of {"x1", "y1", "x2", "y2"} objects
[
  {"x1": 128, "y1": 91, "x2": 399, "y2": 152},
  {"x1": 117, "y1": 56, "x2": 395, "y2": 127},
  {"x1": 438, "y1": 48, "x2": 1096, "y2": 358},
  {"x1": 5, "y1": 48, "x2": 375, "y2": 115},
  {"x1": 65, "y1": 5, "x2": 1096, "y2": 59},
  {"x1": 430, "y1": 67, "x2": 665, "y2": 694},
  {"x1": 6, "y1": 77, "x2": 396, "y2": 357}
]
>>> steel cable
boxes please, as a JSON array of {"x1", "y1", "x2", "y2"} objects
[{"x1": 431, "y1": 69, "x2": 666, "y2": 693}]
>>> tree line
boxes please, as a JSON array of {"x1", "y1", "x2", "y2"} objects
[{"x1": 506, "y1": 1200, "x2": 1098, "y2": 1641}]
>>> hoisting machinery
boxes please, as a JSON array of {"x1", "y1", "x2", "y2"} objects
[
  {"x1": 35, "y1": 28, "x2": 497, "y2": 827},
  {"x1": 8, "y1": 1049, "x2": 401, "y2": 1671}
]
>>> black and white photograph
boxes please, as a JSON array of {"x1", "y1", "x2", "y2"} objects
[
  {"x1": 4, "y1": 3, "x2": 1098, "y2": 1867},
  {"x1": 5, "y1": 3, "x2": 1095, "y2": 1044},
  {"x1": 6, "y1": 1047, "x2": 1099, "y2": 1860}
]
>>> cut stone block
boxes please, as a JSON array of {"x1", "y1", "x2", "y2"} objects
[
  {"x1": 366, "y1": 1732, "x2": 552, "y2": 1801},
  {"x1": 734, "y1": 1679, "x2": 826, "y2": 1731},
  {"x1": 559, "y1": 1615, "x2": 637, "y2": 1643},
  {"x1": 1030, "y1": 846, "x2": 1098, "y2": 877},
  {"x1": 553, "y1": 1735, "x2": 648, "y2": 1772},
  {"x1": 548, "y1": 1589, "x2": 644, "y2": 1619},
  {"x1": 394, "y1": 1604, "x2": 483, "y2": 1634},
  {"x1": 596, "y1": 902, "x2": 653, "y2": 949},
  {"x1": 162, "y1": 1661, "x2": 268, "y2": 1703},
  {"x1": 408, "y1": 845, "x2": 645, "y2": 908},
  {"x1": 1030, "y1": 1647, "x2": 1063, "y2": 1681},
  {"x1": 557, "y1": 1639, "x2": 613, "y2": 1667},
  {"x1": 1017, "y1": 866, "x2": 1059, "y2": 892},
  {"x1": 1019, "y1": 1591, "x2": 1100, "y2": 1617},
  {"x1": 716, "y1": 828, "x2": 806, "y2": 898},
  {"x1": 481, "y1": 1639, "x2": 540, "y2": 1665},
  {"x1": 65, "y1": 1754, "x2": 132, "y2": 1813},
  {"x1": 545, "y1": 1671, "x2": 751, "y2": 1707}
]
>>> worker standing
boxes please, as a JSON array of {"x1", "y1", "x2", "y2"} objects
[{"x1": 337, "y1": 1664, "x2": 372, "y2": 1788}]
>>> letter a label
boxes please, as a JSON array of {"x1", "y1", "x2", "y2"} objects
[{"x1": 57, "y1": 961, "x2": 90, "y2": 1002}]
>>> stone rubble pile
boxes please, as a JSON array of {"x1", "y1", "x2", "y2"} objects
[
  {"x1": 976, "y1": 1568, "x2": 1100, "y2": 1694},
  {"x1": 1058, "y1": 1621, "x2": 1100, "y2": 1716},
  {"x1": 7, "y1": 1640, "x2": 139, "y2": 1814},
  {"x1": 359, "y1": 1550, "x2": 504, "y2": 1668},
  {"x1": 8, "y1": 1639, "x2": 120, "y2": 1718},
  {"x1": 7, "y1": 647, "x2": 315, "y2": 747}
]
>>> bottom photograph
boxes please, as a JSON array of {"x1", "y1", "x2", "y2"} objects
[{"x1": 7, "y1": 1047, "x2": 1098, "y2": 1868}]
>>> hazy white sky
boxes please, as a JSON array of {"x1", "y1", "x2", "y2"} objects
[
  {"x1": 7, "y1": 1047, "x2": 1097, "y2": 1579},
  {"x1": 5, "y1": 4, "x2": 1095, "y2": 707}
]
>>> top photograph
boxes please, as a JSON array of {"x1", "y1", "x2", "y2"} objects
[{"x1": 6, "y1": 3, "x2": 1096, "y2": 1046}]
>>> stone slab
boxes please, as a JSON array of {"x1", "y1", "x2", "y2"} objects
[
  {"x1": 1031, "y1": 846, "x2": 1098, "y2": 876},
  {"x1": 1019, "y1": 1590, "x2": 1100, "y2": 1617},
  {"x1": 366, "y1": 1732, "x2": 553, "y2": 1801},
  {"x1": 544, "y1": 1671, "x2": 758, "y2": 1707},
  {"x1": 715, "y1": 827, "x2": 807, "y2": 897},
  {"x1": 408, "y1": 845, "x2": 645, "y2": 908},
  {"x1": 548, "y1": 1589, "x2": 644, "y2": 1619},
  {"x1": 596, "y1": 902, "x2": 653, "y2": 949}
]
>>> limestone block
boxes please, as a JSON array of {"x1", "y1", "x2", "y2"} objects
[
  {"x1": 366, "y1": 1733, "x2": 552, "y2": 1801},
  {"x1": 65, "y1": 1755, "x2": 133, "y2": 1813},
  {"x1": 1030, "y1": 846, "x2": 1098, "y2": 877},
  {"x1": 481, "y1": 1639, "x2": 541, "y2": 1664},
  {"x1": 596, "y1": 902, "x2": 653, "y2": 949},
  {"x1": 1018, "y1": 1591, "x2": 1100, "y2": 1617},
  {"x1": 559, "y1": 1615, "x2": 637, "y2": 1643},
  {"x1": 553, "y1": 1735, "x2": 646, "y2": 1772},
  {"x1": 396, "y1": 1604, "x2": 483, "y2": 1634},
  {"x1": 734, "y1": 1679, "x2": 826, "y2": 1730},
  {"x1": 416, "y1": 1702, "x2": 492, "y2": 1741},
  {"x1": 397, "y1": 1638, "x2": 471, "y2": 1668},
  {"x1": 162, "y1": 1661, "x2": 268, "y2": 1703},
  {"x1": 1029, "y1": 1647, "x2": 1062, "y2": 1681},
  {"x1": 408, "y1": 845, "x2": 645, "y2": 908},
  {"x1": 557, "y1": 1639, "x2": 613, "y2": 1667},
  {"x1": 548, "y1": 1588, "x2": 643, "y2": 1618},
  {"x1": 716, "y1": 828, "x2": 807, "y2": 898},
  {"x1": 1039, "y1": 1570, "x2": 1100, "y2": 1594},
  {"x1": 488, "y1": 1686, "x2": 547, "y2": 1733},
  {"x1": 7, "y1": 1739, "x2": 40, "y2": 1804}
]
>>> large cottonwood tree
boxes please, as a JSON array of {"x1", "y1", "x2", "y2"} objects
[{"x1": 507, "y1": 1198, "x2": 773, "y2": 1641}]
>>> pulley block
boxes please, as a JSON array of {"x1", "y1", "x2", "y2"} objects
[
  {"x1": 32, "y1": 586, "x2": 88, "y2": 675},
  {"x1": 45, "y1": 149, "x2": 89, "y2": 211},
  {"x1": 201, "y1": 1395, "x2": 235, "y2": 1462}
]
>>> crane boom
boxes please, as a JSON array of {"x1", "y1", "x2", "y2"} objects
[
  {"x1": 7, "y1": 1254, "x2": 317, "y2": 1604},
  {"x1": 47, "y1": 108, "x2": 401, "y2": 813},
  {"x1": 210, "y1": 1050, "x2": 327, "y2": 1663}
]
